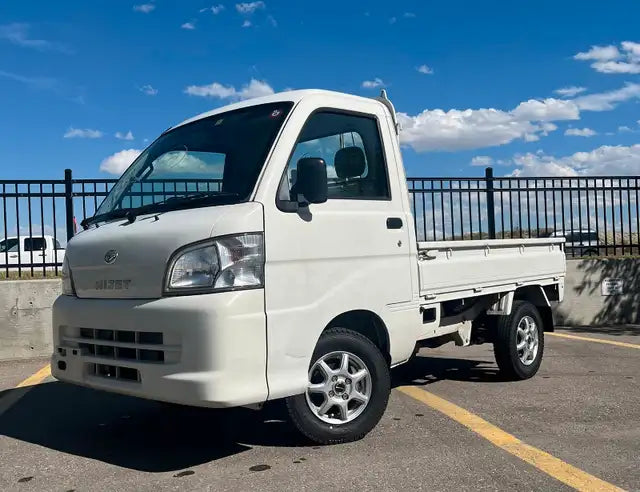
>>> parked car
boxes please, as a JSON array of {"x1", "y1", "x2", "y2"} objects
[
  {"x1": 0, "y1": 235, "x2": 65, "y2": 269},
  {"x1": 52, "y1": 89, "x2": 566, "y2": 444},
  {"x1": 548, "y1": 230, "x2": 599, "y2": 257}
]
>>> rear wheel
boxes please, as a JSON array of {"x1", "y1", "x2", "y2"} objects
[
  {"x1": 493, "y1": 301, "x2": 544, "y2": 380},
  {"x1": 285, "y1": 327, "x2": 390, "y2": 444}
]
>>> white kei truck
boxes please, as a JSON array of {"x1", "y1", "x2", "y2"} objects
[{"x1": 52, "y1": 90, "x2": 565, "y2": 444}]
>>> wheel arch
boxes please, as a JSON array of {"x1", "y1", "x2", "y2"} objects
[
  {"x1": 323, "y1": 310, "x2": 391, "y2": 365},
  {"x1": 514, "y1": 286, "x2": 555, "y2": 332}
]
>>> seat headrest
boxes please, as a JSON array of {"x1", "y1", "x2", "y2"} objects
[{"x1": 334, "y1": 147, "x2": 366, "y2": 179}]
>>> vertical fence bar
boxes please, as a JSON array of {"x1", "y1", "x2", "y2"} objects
[
  {"x1": 40, "y1": 183, "x2": 45, "y2": 276},
  {"x1": 593, "y1": 178, "x2": 596, "y2": 256},
  {"x1": 15, "y1": 184, "x2": 21, "y2": 277},
  {"x1": 2, "y1": 183, "x2": 8, "y2": 277},
  {"x1": 485, "y1": 167, "x2": 496, "y2": 239},
  {"x1": 52, "y1": 183, "x2": 59, "y2": 274},
  {"x1": 620, "y1": 180, "x2": 625, "y2": 255},
  {"x1": 627, "y1": 178, "x2": 632, "y2": 255},
  {"x1": 64, "y1": 169, "x2": 74, "y2": 242},
  {"x1": 499, "y1": 179, "x2": 505, "y2": 239},
  {"x1": 611, "y1": 182, "x2": 616, "y2": 255},
  {"x1": 636, "y1": 178, "x2": 639, "y2": 255}
]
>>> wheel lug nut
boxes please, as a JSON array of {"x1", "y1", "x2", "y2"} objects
[
  {"x1": 331, "y1": 376, "x2": 338, "y2": 382},
  {"x1": 342, "y1": 394, "x2": 349, "y2": 400},
  {"x1": 328, "y1": 391, "x2": 334, "y2": 397},
  {"x1": 346, "y1": 378, "x2": 351, "y2": 384}
]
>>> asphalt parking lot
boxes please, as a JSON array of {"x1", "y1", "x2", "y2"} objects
[{"x1": 1, "y1": 326, "x2": 638, "y2": 492}]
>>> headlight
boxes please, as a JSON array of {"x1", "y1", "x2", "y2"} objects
[
  {"x1": 61, "y1": 256, "x2": 76, "y2": 296},
  {"x1": 164, "y1": 233, "x2": 264, "y2": 295}
]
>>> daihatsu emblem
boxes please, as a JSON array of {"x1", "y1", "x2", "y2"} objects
[{"x1": 104, "y1": 250, "x2": 118, "y2": 264}]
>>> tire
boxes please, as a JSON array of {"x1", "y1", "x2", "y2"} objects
[
  {"x1": 493, "y1": 300, "x2": 544, "y2": 380},
  {"x1": 285, "y1": 327, "x2": 390, "y2": 444}
]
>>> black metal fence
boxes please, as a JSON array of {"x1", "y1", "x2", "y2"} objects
[{"x1": 2, "y1": 168, "x2": 639, "y2": 277}]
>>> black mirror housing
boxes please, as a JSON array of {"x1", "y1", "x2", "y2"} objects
[{"x1": 296, "y1": 158, "x2": 328, "y2": 204}]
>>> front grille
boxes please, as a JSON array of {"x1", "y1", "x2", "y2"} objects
[
  {"x1": 77, "y1": 328, "x2": 165, "y2": 363},
  {"x1": 90, "y1": 363, "x2": 140, "y2": 382}
]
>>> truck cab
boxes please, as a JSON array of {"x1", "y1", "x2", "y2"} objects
[{"x1": 52, "y1": 90, "x2": 565, "y2": 444}]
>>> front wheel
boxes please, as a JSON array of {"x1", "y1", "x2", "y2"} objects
[
  {"x1": 285, "y1": 327, "x2": 390, "y2": 444},
  {"x1": 493, "y1": 301, "x2": 545, "y2": 380}
]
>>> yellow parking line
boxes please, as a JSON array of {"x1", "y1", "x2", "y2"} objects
[
  {"x1": 397, "y1": 386, "x2": 624, "y2": 491},
  {"x1": 548, "y1": 332, "x2": 640, "y2": 350},
  {"x1": 15, "y1": 363, "x2": 52, "y2": 388},
  {"x1": 0, "y1": 363, "x2": 52, "y2": 418}
]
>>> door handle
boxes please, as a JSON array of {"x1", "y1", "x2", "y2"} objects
[
  {"x1": 386, "y1": 217, "x2": 403, "y2": 229},
  {"x1": 9, "y1": 254, "x2": 17, "y2": 258}
]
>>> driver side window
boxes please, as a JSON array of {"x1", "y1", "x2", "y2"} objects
[{"x1": 281, "y1": 111, "x2": 390, "y2": 201}]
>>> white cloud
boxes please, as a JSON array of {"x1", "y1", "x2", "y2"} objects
[
  {"x1": 574, "y1": 41, "x2": 640, "y2": 74},
  {"x1": 362, "y1": 77, "x2": 386, "y2": 89},
  {"x1": 100, "y1": 149, "x2": 142, "y2": 174},
  {"x1": 133, "y1": 3, "x2": 155, "y2": 13},
  {"x1": 115, "y1": 130, "x2": 134, "y2": 141},
  {"x1": 0, "y1": 69, "x2": 56, "y2": 90},
  {"x1": 139, "y1": 84, "x2": 158, "y2": 96},
  {"x1": 403, "y1": 12, "x2": 416, "y2": 18},
  {"x1": 565, "y1": 127, "x2": 597, "y2": 137},
  {"x1": 242, "y1": 20, "x2": 252, "y2": 28},
  {"x1": 236, "y1": 2, "x2": 265, "y2": 14},
  {"x1": 267, "y1": 15, "x2": 277, "y2": 27},
  {"x1": 64, "y1": 127, "x2": 103, "y2": 139},
  {"x1": 512, "y1": 98, "x2": 580, "y2": 121},
  {"x1": 398, "y1": 98, "x2": 578, "y2": 152},
  {"x1": 573, "y1": 82, "x2": 640, "y2": 111},
  {"x1": 417, "y1": 64, "x2": 434, "y2": 75},
  {"x1": 184, "y1": 78, "x2": 274, "y2": 100},
  {"x1": 398, "y1": 83, "x2": 640, "y2": 153},
  {"x1": 618, "y1": 126, "x2": 634, "y2": 133},
  {"x1": 181, "y1": 22, "x2": 196, "y2": 30},
  {"x1": 591, "y1": 60, "x2": 640, "y2": 74},
  {"x1": 510, "y1": 144, "x2": 640, "y2": 177},
  {"x1": 554, "y1": 86, "x2": 586, "y2": 98},
  {"x1": 0, "y1": 23, "x2": 72, "y2": 53},
  {"x1": 574, "y1": 45, "x2": 621, "y2": 61},
  {"x1": 201, "y1": 4, "x2": 225, "y2": 14},
  {"x1": 470, "y1": 156, "x2": 494, "y2": 167},
  {"x1": 398, "y1": 108, "x2": 538, "y2": 151}
]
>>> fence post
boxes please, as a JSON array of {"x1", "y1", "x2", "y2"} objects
[
  {"x1": 64, "y1": 168, "x2": 74, "y2": 241},
  {"x1": 485, "y1": 167, "x2": 496, "y2": 239}
]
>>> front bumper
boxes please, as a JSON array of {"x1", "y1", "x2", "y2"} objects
[{"x1": 51, "y1": 289, "x2": 267, "y2": 408}]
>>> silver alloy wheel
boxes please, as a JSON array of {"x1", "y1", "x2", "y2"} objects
[
  {"x1": 305, "y1": 351, "x2": 372, "y2": 425},
  {"x1": 516, "y1": 315, "x2": 539, "y2": 366}
]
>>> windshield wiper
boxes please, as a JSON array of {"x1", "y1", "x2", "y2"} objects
[
  {"x1": 81, "y1": 208, "x2": 132, "y2": 229},
  {"x1": 81, "y1": 191, "x2": 240, "y2": 228}
]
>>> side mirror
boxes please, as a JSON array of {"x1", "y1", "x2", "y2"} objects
[{"x1": 295, "y1": 158, "x2": 328, "y2": 204}]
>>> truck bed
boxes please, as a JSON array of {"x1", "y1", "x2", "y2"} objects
[{"x1": 417, "y1": 238, "x2": 565, "y2": 301}]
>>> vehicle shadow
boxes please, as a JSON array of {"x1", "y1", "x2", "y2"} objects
[
  {"x1": 392, "y1": 354, "x2": 504, "y2": 388},
  {"x1": 0, "y1": 381, "x2": 304, "y2": 473},
  {"x1": 0, "y1": 355, "x2": 501, "y2": 472}
]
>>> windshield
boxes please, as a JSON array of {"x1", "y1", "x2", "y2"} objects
[{"x1": 95, "y1": 102, "x2": 293, "y2": 218}]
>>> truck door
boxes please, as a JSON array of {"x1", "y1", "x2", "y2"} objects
[{"x1": 262, "y1": 105, "x2": 413, "y2": 398}]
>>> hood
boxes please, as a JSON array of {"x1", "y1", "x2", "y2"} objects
[{"x1": 66, "y1": 202, "x2": 263, "y2": 299}]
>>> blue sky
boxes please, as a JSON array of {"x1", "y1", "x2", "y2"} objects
[{"x1": 1, "y1": 0, "x2": 639, "y2": 180}]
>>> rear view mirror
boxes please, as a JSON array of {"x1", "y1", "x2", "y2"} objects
[{"x1": 295, "y1": 158, "x2": 328, "y2": 204}]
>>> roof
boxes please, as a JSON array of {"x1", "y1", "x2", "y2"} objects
[{"x1": 173, "y1": 89, "x2": 384, "y2": 130}]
